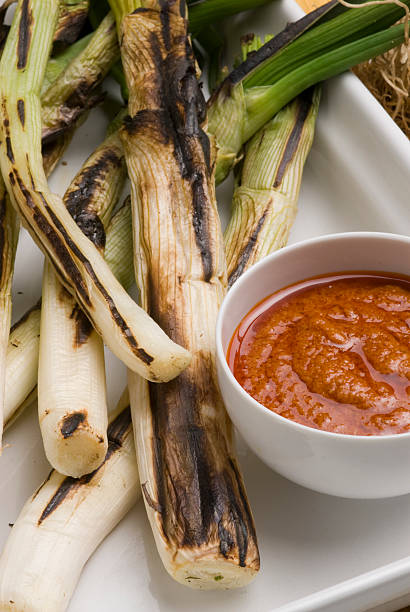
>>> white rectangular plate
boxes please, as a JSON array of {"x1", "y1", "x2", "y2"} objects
[{"x1": 1, "y1": 1, "x2": 410, "y2": 611}]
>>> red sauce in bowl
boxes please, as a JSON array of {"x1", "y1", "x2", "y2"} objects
[{"x1": 228, "y1": 272, "x2": 410, "y2": 435}]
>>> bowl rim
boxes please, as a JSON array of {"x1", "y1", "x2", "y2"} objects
[{"x1": 216, "y1": 231, "x2": 410, "y2": 443}]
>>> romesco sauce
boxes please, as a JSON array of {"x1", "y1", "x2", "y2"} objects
[{"x1": 228, "y1": 273, "x2": 410, "y2": 435}]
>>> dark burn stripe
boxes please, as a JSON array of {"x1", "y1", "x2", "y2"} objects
[
  {"x1": 123, "y1": 110, "x2": 169, "y2": 144},
  {"x1": 228, "y1": 457, "x2": 259, "y2": 565},
  {"x1": 6, "y1": 137, "x2": 14, "y2": 163},
  {"x1": 60, "y1": 412, "x2": 86, "y2": 438},
  {"x1": 132, "y1": 7, "x2": 151, "y2": 14},
  {"x1": 37, "y1": 475, "x2": 92, "y2": 525},
  {"x1": 141, "y1": 482, "x2": 163, "y2": 513},
  {"x1": 191, "y1": 172, "x2": 212, "y2": 282},
  {"x1": 149, "y1": 374, "x2": 217, "y2": 546},
  {"x1": 69, "y1": 304, "x2": 93, "y2": 347},
  {"x1": 3, "y1": 113, "x2": 14, "y2": 163},
  {"x1": 230, "y1": 0, "x2": 337, "y2": 86},
  {"x1": 17, "y1": 99, "x2": 25, "y2": 127},
  {"x1": 38, "y1": 407, "x2": 131, "y2": 525},
  {"x1": 84, "y1": 258, "x2": 154, "y2": 365},
  {"x1": 149, "y1": 372, "x2": 258, "y2": 561},
  {"x1": 11, "y1": 171, "x2": 91, "y2": 305},
  {"x1": 17, "y1": 0, "x2": 33, "y2": 70},
  {"x1": 179, "y1": 0, "x2": 186, "y2": 18},
  {"x1": 146, "y1": 14, "x2": 214, "y2": 282},
  {"x1": 42, "y1": 200, "x2": 154, "y2": 366},
  {"x1": 159, "y1": 0, "x2": 171, "y2": 51},
  {"x1": 107, "y1": 406, "x2": 132, "y2": 445},
  {"x1": 228, "y1": 209, "x2": 269, "y2": 288},
  {"x1": 53, "y1": 6, "x2": 88, "y2": 45},
  {"x1": 31, "y1": 208, "x2": 89, "y2": 307},
  {"x1": 273, "y1": 88, "x2": 314, "y2": 188}
]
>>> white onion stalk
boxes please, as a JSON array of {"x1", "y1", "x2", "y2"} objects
[
  {"x1": 113, "y1": 0, "x2": 259, "y2": 588},
  {"x1": 4, "y1": 303, "x2": 40, "y2": 431},
  {"x1": 0, "y1": 7, "x2": 122, "y2": 451},
  {"x1": 38, "y1": 131, "x2": 126, "y2": 478},
  {"x1": 4, "y1": 201, "x2": 134, "y2": 434},
  {"x1": 3, "y1": 121, "x2": 99, "y2": 435},
  {"x1": 0, "y1": 390, "x2": 140, "y2": 612},
  {"x1": 0, "y1": 0, "x2": 190, "y2": 382},
  {"x1": 0, "y1": 85, "x2": 81, "y2": 449}
]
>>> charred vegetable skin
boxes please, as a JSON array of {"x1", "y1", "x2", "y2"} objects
[
  {"x1": 225, "y1": 86, "x2": 320, "y2": 286},
  {"x1": 4, "y1": 201, "x2": 134, "y2": 433},
  {"x1": 0, "y1": 393, "x2": 140, "y2": 612},
  {"x1": 113, "y1": 0, "x2": 259, "y2": 587},
  {"x1": 54, "y1": 0, "x2": 90, "y2": 45},
  {"x1": 41, "y1": 13, "x2": 119, "y2": 143},
  {"x1": 38, "y1": 129, "x2": 127, "y2": 478},
  {"x1": 0, "y1": 0, "x2": 190, "y2": 383}
]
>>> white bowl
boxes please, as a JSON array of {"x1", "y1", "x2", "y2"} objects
[{"x1": 216, "y1": 232, "x2": 410, "y2": 499}]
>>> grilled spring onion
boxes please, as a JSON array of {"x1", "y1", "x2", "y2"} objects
[
  {"x1": 0, "y1": 85, "x2": 80, "y2": 448},
  {"x1": 41, "y1": 12, "x2": 119, "y2": 143},
  {"x1": 225, "y1": 85, "x2": 320, "y2": 286},
  {"x1": 4, "y1": 201, "x2": 134, "y2": 433},
  {"x1": 0, "y1": 12, "x2": 100, "y2": 449},
  {"x1": 208, "y1": 0, "x2": 410, "y2": 184},
  {"x1": 1, "y1": 23, "x2": 106, "y2": 448},
  {"x1": 54, "y1": 0, "x2": 89, "y2": 45},
  {"x1": 38, "y1": 130, "x2": 126, "y2": 478},
  {"x1": 0, "y1": 0, "x2": 190, "y2": 383},
  {"x1": 111, "y1": 0, "x2": 259, "y2": 587},
  {"x1": 0, "y1": 390, "x2": 139, "y2": 612},
  {"x1": 89, "y1": 0, "x2": 276, "y2": 101}
]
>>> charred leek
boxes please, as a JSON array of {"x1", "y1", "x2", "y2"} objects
[
  {"x1": 0, "y1": 390, "x2": 139, "y2": 612},
  {"x1": 208, "y1": 0, "x2": 410, "y2": 183},
  {"x1": 4, "y1": 201, "x2": 134, "y2": 433},
  {"x1": 41, "y1": 12, "x2": 119, "y2": 143},
  {"x1": 90, "y1": 0, "x2": 277, "y2": 100},
  {"x1": 38, "y1": 130, "x2": 126, "y2": 477},
  {"x1": 0, "y1": 0, "x2": 190, "y2": 382},
  {"x1": 0, "y1": 81, "x2": 82, "y2": 447},
  {"x1": 111, "y1": 0, "x2": 259, "y2": 588},
  {"x1": 225, "y1": 86, "x2": 320, "y2": 286}
]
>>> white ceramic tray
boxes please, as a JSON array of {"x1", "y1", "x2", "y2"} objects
[{"x1": 1, "y1": 1, "x2": 410, "y2": 610}]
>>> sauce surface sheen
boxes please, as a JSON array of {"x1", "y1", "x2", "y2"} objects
[{"x1": 228, "y1": 273, "x2": 410, "y2": 435}]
